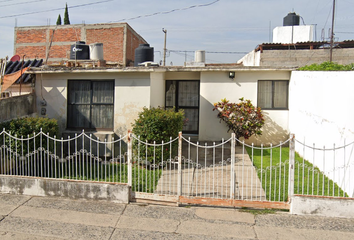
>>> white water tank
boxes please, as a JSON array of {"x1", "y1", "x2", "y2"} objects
[
  {"x1": 195, "y1": 50, "x2": 205, "y2": 63},
  {"x1": 90, "y1": 43, "x2": 104, "y2": 60}
]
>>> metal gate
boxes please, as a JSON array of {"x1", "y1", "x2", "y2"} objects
[{"x1": 130, "y1": 132, "x2": 291, "y2": 209}]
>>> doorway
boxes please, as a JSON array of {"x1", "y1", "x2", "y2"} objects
[{"x1": 165, "y1": 80, "x2": 200, "y2": 134}]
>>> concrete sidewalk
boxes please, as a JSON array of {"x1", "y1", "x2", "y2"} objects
[{"x1": 0, "y1": 193, "x2": 353, "y2": 240}]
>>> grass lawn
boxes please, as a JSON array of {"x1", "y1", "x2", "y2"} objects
[
  {"x1": 63, "y1": 163, "x2": 162, "y2": 193},
  {"x1": 246, "y1": 147, "x2": 347, "y2": 202}
]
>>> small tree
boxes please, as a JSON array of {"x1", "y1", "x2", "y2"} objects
[
  {"x1": 64, "y1": 3, "x2": 70, "y2": 25},
  {"x1": 56, "y1": 14, "x2": 62, "y2": 25},
  {"x1": 132, "y1": 107, "x2": 184, "y2": 164},
  {"x1": 213, "y1": 98, "x2": 264, "y2": 141}
]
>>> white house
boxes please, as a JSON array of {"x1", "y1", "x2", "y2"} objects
[{"x1": 29, "y1": 65, "x2": 293, "y2": 145}]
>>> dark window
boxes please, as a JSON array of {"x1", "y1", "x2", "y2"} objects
[
  {"x1": 67, "y1": 80, "x2": 114, "y2": 130},
  {"x1": 165, "y1": 80, "x2": 199, "y2": 134},
  {"x1": 257, "y1": 80, "x2": 289, "y2": 110}
]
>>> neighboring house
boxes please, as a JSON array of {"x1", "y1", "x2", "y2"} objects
[
  {"x1": 237, "y1": 41, "x2": 354, "y2": 68},
  {"x1": 28, "y1": 64, "x2": 293, "y2": 145},
  {"x1": 237, "y1": 12, "x2": 354, "y2": 68},
  {"x1": 14, "y1": 23, "x2": 147, "y2": 66}
]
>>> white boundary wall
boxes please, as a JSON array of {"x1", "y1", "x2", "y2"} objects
[
  {"x1": 289, "y1": 71, "x2": 354, "y2": 197},
  {"x1": 291, "y1": 195, "x2": 354, "y2": 218}
]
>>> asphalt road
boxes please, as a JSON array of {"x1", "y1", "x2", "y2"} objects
[{"x1": 0, "y1": 193, "x2": 353, "y2": 239}]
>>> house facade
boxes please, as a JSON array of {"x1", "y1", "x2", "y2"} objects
[{"x1": 29, "y1": 65, "x2": 293, "y2": 144}]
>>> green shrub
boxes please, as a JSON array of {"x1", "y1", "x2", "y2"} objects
[
  {"x1": 0, "y1": 117, "x2": 59, "y2": 154},
  {"x1": 132, "y1": 107, "x2": 184, "y2": 164},
  {"x1": 0, "y1": 117, "x2": 58, "y2": 137},
  {"x1": 298, "y1": 61, "x2": 354, "y2": 71}
]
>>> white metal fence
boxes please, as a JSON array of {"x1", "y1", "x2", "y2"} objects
[
  {"x1": 0, "y1": 129, "x2": 353, "y2": 201},
  {"x1": 294, "y1": 139, "x2": 354, "y2": 198}
]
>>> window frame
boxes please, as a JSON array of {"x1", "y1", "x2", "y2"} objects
[
  {"x1": 257, "y1": 80, "x2": 289, "y2": 110},
  {"x1": 165, "y1": 80, "x2": 200, "y2": 134},
  {"x1": 67, "y1": 79, "x2": 114, "y2": 131}
]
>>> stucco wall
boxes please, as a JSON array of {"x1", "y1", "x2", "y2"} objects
[
  {"x1": 199, "y1": 71, "x2": 291, "y2": 145},
  {"x1": 237, "y1": 50, "x2": 260, "y2": 67},
  {"x1": 239, "y1": 48, "x2": 354, "y2": 68},
  {"x1": 273, "y1": 25, "x2": 314, "y2": 43},
  {"x1": 35, "y1": 72, "x2": 150, "y2": 136},
  {"x1": 291, "y1": 195, "x2": 354, "y2": 218},
  {"x1": 114, "y1": 73, "x2": 150, "y2": 136},
  {"x1": 150, "y1": 72, "x2": 165, "y2": 108},
  {"x1": 0, "y1": 93, "x2": 37, "y2": 123},
  {"x1": 289, "y1": 71, "x2": 354, "y2": 197}
]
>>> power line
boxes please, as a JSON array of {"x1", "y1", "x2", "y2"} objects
[
  {"x1": 337, "y1": 31, "x2": 354, "y2": 34},
  {"x1": 0, "y1": 0, "x2": 47, "y2": 7},
  {"x1": 0, "y1": 0, "x2": 113, "y2": 19},
  {"x1": 110, "y1": 0, "x2": 220, "y2": 23}
]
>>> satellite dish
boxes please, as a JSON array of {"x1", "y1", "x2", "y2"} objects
[{"x1": 10, "y1": 55, "x2": 20, "y2": 62}]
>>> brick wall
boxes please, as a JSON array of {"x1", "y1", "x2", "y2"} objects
[
  {"x1": 15, "y1": 46, "x2": 47, "y2": 59},
  {"x1": 86, "y1": 27, "x2": 124, "y2": 63},
  {"x1": 260, "y1": 48, "x2": 354, "y2": 67},
  {"x1": 14, "y1": 23, "x2": 147, "y2": 66},
  {"x1": 16, "y1": 29, "x2": 47, "y2": 44}
]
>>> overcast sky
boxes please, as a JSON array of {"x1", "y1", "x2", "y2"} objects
[{"x1": 1, "y1": 0, "x2": 353, "y2": 65}]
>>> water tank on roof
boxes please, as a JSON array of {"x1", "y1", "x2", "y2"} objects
[
  {"x1": 90, "y1": 43, "x2": 104, "y2": 60},
  {"x1": 283, "y1": 12, "x2": 300, "y2": 26},
  {"x1": 134, "y1": 44, "x2": 154, "y2": 66},
  {"x1": 195, "y1": 50, "x2": 205, "y2": 63},
  {"x1": 70, "y1": 41, "x2": 90, "y2": 60}
]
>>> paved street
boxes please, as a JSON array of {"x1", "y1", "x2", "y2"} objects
[{"x1": 0, "y1": 193, "x2": 353, "y2": 239}]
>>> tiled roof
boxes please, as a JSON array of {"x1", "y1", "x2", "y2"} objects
[{"x1": 5, "y1": 59, "x2": 43, "y2": 83}]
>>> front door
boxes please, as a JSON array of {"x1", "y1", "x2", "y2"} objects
[{"x1": 165, "y1": 80, "x2": 199, "y2": 134}]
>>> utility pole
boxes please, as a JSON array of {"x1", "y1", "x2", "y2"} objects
[
  {"x1": 329, "y1": 0, "x2": 336, "y2": 62},
  {"x1": 162, "y1": 28, "x2": 167, "y2": 66}
]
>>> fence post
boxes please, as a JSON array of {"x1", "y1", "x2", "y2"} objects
[
  {"x1": 288, "y1": 133, "x2": 295, "y2": 202},
  {"x1": 127, "y1": 130, "x2": 132, "y2": 187},
  {"x1": 230, "y1": 133, "x2": 236, "y2": 199},
  {"x1": 177, "y1": 132, "x2": 182, "y2": 197}
]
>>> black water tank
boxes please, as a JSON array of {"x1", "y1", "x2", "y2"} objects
[
  {"x1": 283, "y1": 12, "x2": 300, "y2": 26},
  {"x1": 70, "y1": 41, "x2": 90, "y2": 60},
  {"x1": 134, "y1": 44, "x2": 154, "y2": 66}
]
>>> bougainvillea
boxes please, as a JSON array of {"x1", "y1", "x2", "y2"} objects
[{"x1": 213, "y1": 98, "x2": 264, "y2": 140}]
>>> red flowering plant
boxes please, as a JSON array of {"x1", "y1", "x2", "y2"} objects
[{"x1": 213, "y1": 98, "x2": 264, "y2": 142}]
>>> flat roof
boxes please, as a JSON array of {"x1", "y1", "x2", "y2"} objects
[{"x1": 27, "y1": 65, "x2": 295, "y2": 74}]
